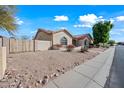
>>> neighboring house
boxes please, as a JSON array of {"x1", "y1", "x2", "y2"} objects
[
  {"x1": 73, "y1": 34, "x2": 93, "y2": 47},
  {"x1": 34, "y1": 28, "x2": 73, "y2": 46}
]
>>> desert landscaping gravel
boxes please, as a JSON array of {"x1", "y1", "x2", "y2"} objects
[{"x1": 0, "y1": 47, "x2": 106, "y2": 88}]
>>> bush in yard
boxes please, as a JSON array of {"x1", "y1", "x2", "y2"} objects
[
  {"x1": 108, "y1": 40, "x2": 116, "y2": 46},
  {"x1": 89, "y1": 44, "x2": 94, "y2": 48},
  {"x1": 81, "y1": 46, "x2": 85, "y2": 52},
  {"x1": 94, "y1": 44, "x2": 100, "y2": 48},
  {"x1": 81, "y1": 45, "x2": 88, "y2": 52},
  {"x1": 104, "y1": 44, "x2": 110, "y2": 48},
  {"x1": 66, "y1": 45, "x2": 75, "y2": 52},
  {"x1": 84, "y1": 46, "x2": 88, "y2": 51},
  {"x1": 50, "y1": 44, "x2": 62, "y2": 50},
  {"x1": 54, "y1": 44, "x2": 62, "y2": 48},
  {"x1": 101, "y1": 43, "x2": 110, "y2": 48}
]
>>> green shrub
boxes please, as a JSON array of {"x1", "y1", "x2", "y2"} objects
[
  {"x1": 66, "y1": 45, "x2": 75, "y2": 52},
  {"x1": 101, "y1": 44, "x2": 110, "y2": 48},
  {"x1": 50, "y1": 44, "x2": 62, "y2": 50},
  {"x1": 108, "y1": 40, "x2": 116, "y2": 46},
  {"x1": 81, "y1": 45, "x2": 88, "y2": 52}
]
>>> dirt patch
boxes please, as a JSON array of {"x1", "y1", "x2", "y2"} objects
[{"x1": 0, "y1": 47, "x2": 106, "y2": 88}]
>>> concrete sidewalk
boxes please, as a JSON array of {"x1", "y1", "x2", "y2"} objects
[{"x1": 44, "y1": 47, "x2": 115, "y2": 88}]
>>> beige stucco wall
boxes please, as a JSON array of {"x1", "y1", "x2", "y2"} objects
[
  {"x1": 53, "y1": 32, "x2": 72, "y2": 45},
  {"x1": 0, "y1": 47, "x2": 6, "y2": 80},
  {"x1": 78, "y1": 37, "x2": 90, "y2": 47},
  {"x1": 35, "y1": 31, "x2": 52, "y2": 41},
  {"x1": 1, "y1": 37, "x2": 9, "y2": 56},
  {"x1": 35, "y1": 40, "x2": 51, "y2": 51},
  {"x1": 0, "y1": 38, "x2": 2, "y2": 47}
]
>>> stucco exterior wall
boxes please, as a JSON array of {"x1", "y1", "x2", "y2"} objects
[
  {"x1": 78, "y1": 37, "x2": 90, "y2": 47},
  {"x1": 0, "y1": 37, "x2": 9, "y2": 56},
  {"x1": 35, "y1": 31, "x2": 52, "y2": 41},
  {"x1": 0, "y1": 38, "x2": 2, "y2": 47},
  {"x1": 0, "y1": 47, "x2": 6, "y2": 80},
  {"x1": 53, "y1": 32, "x2": 72, "y2": 45},
  {"x1": 35, "y1": 40, "x2": 51, "y2": 51}
]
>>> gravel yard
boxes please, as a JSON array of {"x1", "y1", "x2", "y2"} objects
[{"x1": 0, "y1": 47, "x2": 107, "y2": 88}]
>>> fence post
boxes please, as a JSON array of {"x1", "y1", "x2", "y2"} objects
[
  {"x1": 1, "y1": 36, "x2": 3, "y2": 47},
  {"x1": 33, "y1": 40, "x2": 35, "y2": 52},
  {"x1": 0, "y1": 47, "x2": 6, "y2": 80},
  {"x1": 9, "y1": 38, "x2": 10, "y2": 54}
]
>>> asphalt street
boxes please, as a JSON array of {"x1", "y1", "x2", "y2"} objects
[{"x1": 105, "y1": 45, "x2": 124, "y2": 88}]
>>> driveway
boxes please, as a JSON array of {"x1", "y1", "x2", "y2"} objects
[{"x1": 105, "y1": 45, "x2": 124, "y2": 88}]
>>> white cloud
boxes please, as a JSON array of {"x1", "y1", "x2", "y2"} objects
[
  {"x1": 110, "y1": 31, "x2": 121, "y2": 35},
  {"x1": 54, "y1": 15, "x2": 69, "y2": 21},
  {"x1": 79, "y1": 14, "x2": 105, "y2": 23},
  {"x1": 114, "y1": 28, "x2": 124, "y2": 32},
  {"x1": 59, "y1": 27, "x2": 67, "y2": 29},
  {"x1": 15, "y1": 17, "x2": 24, "y2": 25},
  {"x1": 31, "y1": 31, "x2": 35, "y2": 34},
  {"x1": 75, "y1": 14, "x2": 120, "y2": 28},
  {"x1": 74, "y1": 24, "x2": 92, "y2": 28},
  {"x1": 110, "y1": 18, "x2": 115, "y2": 23},
  {"x1": 116, "y1": 16, "x2": 124, "y2": 21},
  {"x1": 77, "y1": 14, "x2": 105, "y2": 28},
  {"x1": 110, "y1": 28, "x2": 124, "y2": 36},
  {"x1": 107, "y1": 16, "x2": 124, "y2": 23},
  {"x1": 74, "y1": 24, "x2": 80, "y2": 28},
  {"x1": 79, "y1": 14, "x2": 97, "y2": 24},
  {"x1": 120, "y1": 29, "x2": 124, "y2": 32},
  {"x1": 98, "y1": 16, "x2": 103, "y2": 19}
]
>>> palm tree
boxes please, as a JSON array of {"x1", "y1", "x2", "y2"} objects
[{"x1": 0, "y1": 5, "x2": 17, "y2": 35}]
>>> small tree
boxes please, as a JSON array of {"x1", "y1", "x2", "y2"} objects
[
  {"x1": 92, "y1": 21, "x2": 114, "y2": 46},
  {"x1": 108, "y1": 40, "x2": 116, "y2": 46}
]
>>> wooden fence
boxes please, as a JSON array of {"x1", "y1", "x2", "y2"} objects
[
  {"x1": 0, "y1": 36, "x2": 51, "y2": 54},
  {"x1": 9, "y1": 39, "x2": 34, "y2": 53}
]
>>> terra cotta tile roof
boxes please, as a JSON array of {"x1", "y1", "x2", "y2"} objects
[
  {"x1": 34, "y1": 28, "x2": 92, "y2": 40},
  {"x1": 34, "y1": 28, "x2": 73, "y2": 39},
  {"x1": 73, "y1": 34, "x2": 92, "y2": 40}
]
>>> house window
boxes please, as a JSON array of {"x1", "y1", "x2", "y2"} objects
[
  {"x1": 84, "y1": 39, "x2": 89, "y2": 47},
  {"x1": 84, "y1": 39, "x2": 87, "y2": 46},
  {"x1": 60, "y1": 37, "x2": 67, "y2": 45}
]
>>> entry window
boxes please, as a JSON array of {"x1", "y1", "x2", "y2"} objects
[
  {"x1": 84, "y1": 39, "x2": 89, "y2": 47},
  {"x1": 84, "y1": 39, "x2": 87, "y2": 46},
  {"x1": 60, "y1": 37, "x2": 67, "y2": 45}
]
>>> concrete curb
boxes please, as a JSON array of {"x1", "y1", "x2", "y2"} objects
[{"x1": 86, "y1": 47, "x2": 115, "y2": 88}]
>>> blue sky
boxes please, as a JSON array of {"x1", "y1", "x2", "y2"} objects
[{"x1": 1, "y1": 5, "x2": 124, "y2": 41}]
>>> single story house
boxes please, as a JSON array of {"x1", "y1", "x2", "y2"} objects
[
  {"x1": 34, "y1": 28, "x2": 73, "y2": 46},
  {"x1": 34, "y1": 28, "x2": 93, "y2": 48},
  {"x1": 73, "y1": 34, "x2": 93, "y2": 47}
]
